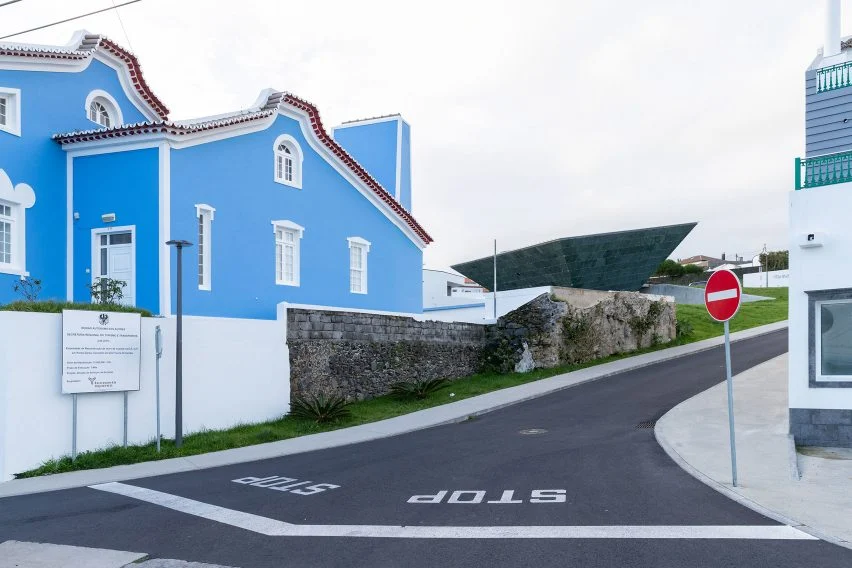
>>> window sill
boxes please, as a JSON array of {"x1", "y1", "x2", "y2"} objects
[
  {"x1": 350, "y1": 290, "x2": 368, "y2": 295},
  {"x1": 0, "y1": 266, "x2": 29, "y2": 277},
  {"x1": 0, "y1": 126, "x2": 21, "y2": 137},
  {"x1": 276, "y1": 281, "x2": 300, "y2": 287},
  {"x1": 198, "y1": 285, "x2": 211, "y2": 292},
  {"x1": 274, "y1": 178, "x2": 302, "y2": 190}
]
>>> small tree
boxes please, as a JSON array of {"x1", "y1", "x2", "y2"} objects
[
  {"x1": 759, "y1": 250, "x2": 789, "y2": 271},
  {"x1": 655, "y1": 259, "x2": 685, "y2": 277},
  {"x1": 88, "y1": 277, "x2": 127, "y2": 305},
  {"x1": 12, "y1": 276, "x2": 42, "y2": 302},
  {"x1": 682, "y1": 263, "x2": 704, "y2": 275}
]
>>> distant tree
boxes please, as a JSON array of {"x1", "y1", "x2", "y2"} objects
[
  {"x1": 682, "y1": 263, "x2": 704, "y2": 275},
  {"x1": 655, "y1": 259, "x2": 685, "y2": 277},
  {"x1": 759, "y1": 250, "x2": 789, "y2": 271}
]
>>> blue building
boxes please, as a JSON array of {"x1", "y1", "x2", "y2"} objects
[{"x1": 0, "y1": 32, "x2": 431, "y2": 319}]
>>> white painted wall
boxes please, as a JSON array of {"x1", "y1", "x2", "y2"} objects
[
  {"x1": 743, "y1": 269, "x2": 790, "y2": 288},
  {"x1": 0, "y1": 309, "x2": 289, "y2": 481},
  {"x1": 423, "y1": 286, "x2": 554, "y2": 323},
  {"x1": 789, "y1": 183, "x2": 852, "y2": 410},
  {"x1": 423, "y1": 268, "x2": 470, "y2": 308}
]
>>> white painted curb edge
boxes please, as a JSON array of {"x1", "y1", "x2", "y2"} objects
[
  {"x1": 0, "y1": 321, "x2": 788, "y2": 499},
  {"x1": 654, "y1": 384, "x2": 851, "y2": 551}
]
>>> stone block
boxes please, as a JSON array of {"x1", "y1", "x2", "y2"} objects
[{"x1": 810, "y1": 409, "x2": 852, "y2": 425}]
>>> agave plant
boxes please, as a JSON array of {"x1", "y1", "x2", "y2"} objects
[
  {"x1": 389, "y1": 377, "x2": 449, "y2": 400},
  {"x1": 289, "y1": 393, "x2": 352, "y2": 424}
]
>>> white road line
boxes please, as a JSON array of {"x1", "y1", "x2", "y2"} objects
[
  {"x1": 90, "y1": 482, "x2": 294, "y2": 534},
  {"x1": 707, "y1": 289, "x2": 738, "y2": 302},
  {"x1": 90, "y1": 482, "x2": 817, "y2": 540}
]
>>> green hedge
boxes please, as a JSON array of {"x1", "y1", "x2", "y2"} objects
[{"x1": 0, "y1": 300, "x2": 152, "y2": 317}]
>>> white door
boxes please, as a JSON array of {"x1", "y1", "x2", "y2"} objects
[{"x1": 95, "y1": 231, "x2": 135, "y2": 306}]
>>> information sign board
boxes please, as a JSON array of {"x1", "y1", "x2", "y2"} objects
[{"x1": 62, "y1": 309, "x2": 142, "y2": 394}]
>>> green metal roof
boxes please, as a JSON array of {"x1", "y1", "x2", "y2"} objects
[{"x1": 451, "y1": 223, "x2": 697, "y2": 292}]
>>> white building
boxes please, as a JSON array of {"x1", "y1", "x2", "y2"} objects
[{"x1": 789, "y1": 0, "x2": 852, "y2": 447}]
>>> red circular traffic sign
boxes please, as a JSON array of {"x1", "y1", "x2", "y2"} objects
[{"x1": 704, "y1": 269, "x2": 742, "y2": 322}]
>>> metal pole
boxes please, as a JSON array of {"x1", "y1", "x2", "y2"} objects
[
  {"x1": 724, "y1": 320, "x2": 738, "y2": 487},
  {"x1": 492, "y1": 239, "x2": 497, "y2": 319},
  {"x1": 155, "y1": 325, "x2": 162, "y2": 453},
  {"x1": 175, "y1": 244, "x2": 184, "y2": 448},
  {"x1": 72, "y1": 393, "x2": 78, "y2": 460},
  {"x1": 166, "y1": 239, "x2": 191, "y2": 449},
  {"x1": 123, "y1": 391, "x2": 128, "y2": 448},
  {"x1": 763, "y1": 244, "x2": 768, "y2": 288}
]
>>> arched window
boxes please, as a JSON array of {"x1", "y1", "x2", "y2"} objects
[
  {"x1": 85, "y1": 90, "x2": 123, "y2": 129},
  {"x1": 273, "y1": 134, "x2": 303, "y2": 188},
  {"x1": 89, "y1": 101, "x2": 111, "y2": 127}
]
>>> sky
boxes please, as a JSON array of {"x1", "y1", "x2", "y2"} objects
[{"x1": 0, "y1": 0, "x2": 840, "y2": 269}]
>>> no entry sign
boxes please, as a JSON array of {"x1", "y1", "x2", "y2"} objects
[{"x1": 704, "y1": 269, "x2": 742, "y2": 322}]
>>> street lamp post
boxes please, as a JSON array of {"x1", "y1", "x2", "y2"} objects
[{"x1": 166, "y1": 239, "x2": 192, "y2": 448}]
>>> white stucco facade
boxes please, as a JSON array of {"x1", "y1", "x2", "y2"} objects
[{"x1": 788, "y1": 183, "x2": 852, "y2": 412}]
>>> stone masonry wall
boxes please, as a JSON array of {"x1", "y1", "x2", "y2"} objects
[
  {"x1": 485, "y1": 288, "x2": 677, "y2": 373},
  {"x1": 288, "y1": 289, "x2": 677, "y2": 401},
  {"x1": 287, "y1": 309, "x2": 490, "y2": 400}
]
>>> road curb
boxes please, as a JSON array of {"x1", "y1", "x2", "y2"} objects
[
  {"x1": 0, "y1": 321, "x2": 787, "y2": 499},
  {"x1": 654, "y1": 383, "x2": 852, "y2": 551}
]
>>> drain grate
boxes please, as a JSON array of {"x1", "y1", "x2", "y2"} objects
[
  {"x1": 519, "y1": 428, "x2": 548, "y2": 435},
  {"x1": 636, "y1": 421, "x2": 657, "y2": 429}
]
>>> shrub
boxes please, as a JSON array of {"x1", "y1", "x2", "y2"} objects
[
  {"x1": 676, "y1": 319, "x2": 694, "y2": 339},
  {"x1": 88, "y1": 277, "x2": 127, "y2": 305},
  {"x1": 12, "y1": 276, "x2": 42, "y2": 301},
  {"x1": 389, "y1": 377, "x2": 449, "y2": 399},
  {"x1": 289, "y1": 393, "x2": 352, "y2": 424},
  {"x1": 0, "y1": 300, "x2": 151, "y2": 316}
]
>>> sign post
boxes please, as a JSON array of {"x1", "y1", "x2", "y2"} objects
[
  {"x1": 62, "y1": 309, "x2": 142, "y2": 459},
  {"x1": 704, "y1": 269, "x2": 743, "y2": 487}
]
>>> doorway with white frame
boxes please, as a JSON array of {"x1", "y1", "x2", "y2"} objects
[{"x1": 91, "y1": 225, "x2": 136, "y2": 306}]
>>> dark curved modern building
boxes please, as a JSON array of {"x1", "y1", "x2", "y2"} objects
[{"x1": 451, "y1": 222, "x2": 697, "y2": 293}]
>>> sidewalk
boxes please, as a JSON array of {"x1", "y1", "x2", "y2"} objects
[
  {"x1": 656, "y1": 353, "x2": 852, "y2": 550},
  {"x1": 0, "y1": 321, "x2": 786, "y2": 499}
]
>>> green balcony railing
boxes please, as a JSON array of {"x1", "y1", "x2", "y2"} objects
[
  {"x1": 795, "y1": 151, "x2": 852, "y2": 189},
  {"x1": 816, "y1": 61, "x2": 852, "y2": 93}
]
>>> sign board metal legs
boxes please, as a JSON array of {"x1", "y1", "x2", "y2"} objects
[
  {"x1": 723, "y1": 320, "x2": 738, "y2": 487},
  {"x1": 71, "y1": 394, "x2": 77, "y2": 460},
  {"x1": 123, "y1": 392, "x2": 128, "y2": 448},
  {"x1": 155, "y1": 325, "x2": 163, "y2": 453}
]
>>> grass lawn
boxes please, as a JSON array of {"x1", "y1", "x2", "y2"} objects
[{"x1": 16, "y1": 286, "x2": 788, "y2": 479}]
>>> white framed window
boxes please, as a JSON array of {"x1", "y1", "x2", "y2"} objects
[
  {"x1": 273, "y1": 134, "x2": 303, "y2": 189},
  {"x1": 195, "y1": 204, "x2": 215, "y2": 291},
  {"x1": 347, "y1": 236, "x2": 371, "y2": 294},
  {"x1": 0, "y1": 169, "x2": 36, "y2": 276},
  {"x1": 85, "y1": 90, "x2": 123, "y2": 129},
  {"x1": 0, "y1": 87, "x2": 21, "y2": 137},
  {"x1": 0, "y1": 202, "x2": 13, "y2": 266},
  {"x1": 272, "y1": 220, "x2": 304, "y2": 286},
  {"x1": 815, "y1": 298, "x2": 852, "y2": 382}
]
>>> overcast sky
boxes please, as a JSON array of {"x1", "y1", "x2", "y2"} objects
[{"x1": 0, "y1": 0, "x2": 841, "y2": 269}]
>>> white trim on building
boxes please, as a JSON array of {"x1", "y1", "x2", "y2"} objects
[
  {"x1": 195, "y1": 203, "x2": 215, "y2": 291},
  {"x1": 0, "y1": 87, "x2": 22, "y2": 137},
  {"x1": 272, "y1": 220, "x2": 304, "y2": 287},
  {"x1": 347, "y1": 236, "x2": 370, "y2": 294},
  {"x1": 85, "y1": 89, "x2": 124, "y2": 128},
  {"x1": 272, "y1": 133, "x2": 303, "y2": 189}
]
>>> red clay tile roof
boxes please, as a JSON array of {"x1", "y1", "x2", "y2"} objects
[
  {"x1": 53, "y1": 92, "x2": 432, "y2": 245},
  {"x1": 0, "y1": 33, "x2": 168, "y2": 120}
]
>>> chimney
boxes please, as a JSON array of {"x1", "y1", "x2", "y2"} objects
[
  {"x1": 722, "y1": 253, "x2": 726, "y2": 261},
  {"x1": 825, "y1": 0, "x2": 841, "y2": 58}
]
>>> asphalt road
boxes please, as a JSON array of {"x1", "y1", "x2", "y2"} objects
[{"x1": 2, "y1": 328, "x2": 851, "y2": 567}]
